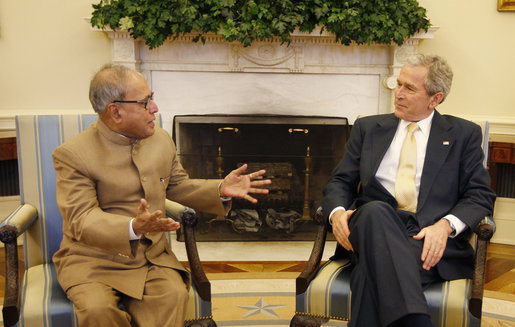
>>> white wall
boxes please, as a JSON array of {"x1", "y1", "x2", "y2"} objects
[
  {"x1": 1, "y1": 1, "x2": 514, "y2": 127},
  {"x1": 1, "y1": 0, "x2": 514, "y2": 243},
  {"x1": 0, "y1": 0, "x2": 110, "y2": 115},
  {"x1": 417, "y1": 0, "x2": 515, "y2": 138}
]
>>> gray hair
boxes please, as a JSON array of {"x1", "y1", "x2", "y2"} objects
[
  {"x1": 405, "y1": 54, "x2": 453, "y2": 103},
  {"x1": 89, "y1": 64, "x2": 137, "y2": 114}
]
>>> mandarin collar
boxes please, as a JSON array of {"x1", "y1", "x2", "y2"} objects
[{"x1": 96, "y1": 119, "x2": 139, "y2": 146}]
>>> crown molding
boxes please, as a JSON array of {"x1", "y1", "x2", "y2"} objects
[{"x1": 2, "y1": 113, "x2": 513, "y2": 137}]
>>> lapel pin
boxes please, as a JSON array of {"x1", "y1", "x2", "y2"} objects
[{"x1": 443, "y1": 141, "x2": 450, "y2": 145}]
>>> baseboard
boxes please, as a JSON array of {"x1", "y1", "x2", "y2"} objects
[{"x1": 491, "y1": 197, "x2": 515, "y2": 245}]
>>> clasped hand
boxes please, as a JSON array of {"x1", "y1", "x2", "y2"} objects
[
  {"x1": 331, "y1": 209, "x2": 356, "y2": 252},
  {"x1": 413, "y1": 218, "x2": 454, "y2": 270},
  {"x1": 332, "y1": 211, "x2": 454, "y2": 271}
]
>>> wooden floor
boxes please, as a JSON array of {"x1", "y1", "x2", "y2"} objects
[
  {"x1": 484, "y1": 242, "x2": 515, "y2": 295},
  {"x1": 194, "y1": 243, "x2": 515, "y2": 296},
  {"x1": 1, "y1": 242, "x2": 514, "y2": 295}
]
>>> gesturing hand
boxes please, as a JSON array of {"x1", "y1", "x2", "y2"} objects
[
  {"x1": 219, "y1": 163, "x2": 272, "y2": 203},
  {"x1": 132, "y1": 198, "x2": 181, "y2": 235}
]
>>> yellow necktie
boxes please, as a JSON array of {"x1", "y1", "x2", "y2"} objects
[{"x1": 395, "y1": 123, "x2": 419, "y2": 212}]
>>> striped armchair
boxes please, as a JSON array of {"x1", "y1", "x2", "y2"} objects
[
  {"x1": 0, "y1": 114, "x2": 216, "y2": 327},
  {"x1": 290, "y1": 121, "x2": 495, "y2": 327}
]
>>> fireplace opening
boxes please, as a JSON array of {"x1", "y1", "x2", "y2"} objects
[{"x1": 172, "y1": 114, "x2": 350, "y2": 241}]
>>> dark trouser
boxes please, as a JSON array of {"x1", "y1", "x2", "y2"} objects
[{"x1": 347, "y1": 201, "x2": 442, "y2": 327}]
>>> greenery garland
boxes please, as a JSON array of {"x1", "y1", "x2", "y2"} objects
[{"x1": 91, "y1": 0, "x2": 431, "y2": 49}]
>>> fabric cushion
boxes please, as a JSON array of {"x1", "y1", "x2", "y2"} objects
[
  {"x1": 15, "y1": 114, "x2": 213, "y2": 326},
  {"x1": 17, "y1": 264, "x2": 76, "y2": 327},
  {"x1": 295, "y1": 258, "x2": 480, "y2": 327},
  {"x1": 184, "y1": 283, "x2": 213, "y2": 323}
]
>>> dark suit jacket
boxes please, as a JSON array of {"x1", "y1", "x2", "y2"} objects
[{"x1": 322, "y1": 111, "x2": 496, "y2": 280}]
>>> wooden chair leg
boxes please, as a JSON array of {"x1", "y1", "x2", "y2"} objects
[
  {"x1": 290, "y1": 313, "x2": 328, "y2": 327},
  {"x1": 184, "y1": 317, "x2": 217, "y2": 327},
  {"x1": 0, "y1": 225, "x2": 20, "y2": 327}
]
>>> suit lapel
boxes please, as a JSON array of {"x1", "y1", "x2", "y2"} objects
[
  {"x1": 369, "y1": 115, "x2": 398, "y2": 176},
  {"x1": 418, "y1": 111, "x2": 454, "y2": 211}
]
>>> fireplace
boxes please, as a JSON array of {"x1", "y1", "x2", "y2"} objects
[
  {"x1": 172, "y1": 114, "x2": 349, "y2": 241},
  {"x1": 100, "y1": 27, "x2": 438, "y2": 136},
  {"x1": 99, "y1": 26, "x2": 437, "y2": 241}
]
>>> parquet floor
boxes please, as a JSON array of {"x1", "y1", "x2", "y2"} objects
[
  {"x1": 1, "y1": 243, "x2": 514, "y2": 294},
  {"x1": 485, "y1": 243, "x2": 515, "y2": 295},
  {"x1": 0, "y1": 243, "x2": 514, "y2": 327},
  {"x1": 195, "y1": 243, "x2": 515, "y2": 295}
]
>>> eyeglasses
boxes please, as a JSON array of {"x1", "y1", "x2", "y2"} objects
[{"x1": 113, "y1": 92, "x2": 154, "y2": 110}]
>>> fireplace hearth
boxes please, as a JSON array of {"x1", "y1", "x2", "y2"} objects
[{"x1": 172, "y1": 114, "x2": 350, "y2": 241}]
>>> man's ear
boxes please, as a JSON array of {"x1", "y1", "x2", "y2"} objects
[
  {"x1": 105, "y1": 103, "x2": 123, "y2": 123},
  {"x1": 430, "y1": 92, "x2": 444, "y2": 109}
]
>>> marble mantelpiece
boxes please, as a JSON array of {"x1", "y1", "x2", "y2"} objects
[{"x1": 105, "y1": 27, "x2": 438, "y2": 133}]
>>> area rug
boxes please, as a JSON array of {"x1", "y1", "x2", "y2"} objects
[
  {"x1": 209, "y1": 273, "x2": 515, "y2": 327},
  {"x1": 211, "y1": 277, "x2": 299, "y2": 327},
  {"x1": 1, "y1": 274, "x2": 513, "y2": 327}
]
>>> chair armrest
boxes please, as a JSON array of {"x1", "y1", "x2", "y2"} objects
[
  {"x1": 296, "y1": 207, "x2": 328, "y2": 295},
  {"x1": 469, "y1": 216, "x2": 495, "y2": 319},
  {"x1": 165, "y1": 199, "x2": 211, "y2": 302},
  {"x1": 473, "y1": 216, "x2": 495, "y2": 241},
  {"x1": 0, "y1": 204, "x2": 38, "y2": 327},
  {"x1": 0, "y1": 204, "x2": 38, "y2": 236},
  {"x1": 165, "y1": 200, "x2": 192, "y2": 221}
]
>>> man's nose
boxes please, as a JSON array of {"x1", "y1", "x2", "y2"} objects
[
  {"x1": 148, "y1": 100, "x2": 159, "y2": 114},
  {"x1": 395, "y1": 86, "x2": 405, "y2": 98}
]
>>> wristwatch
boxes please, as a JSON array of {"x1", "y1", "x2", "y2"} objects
[{"x1": 445, "y1": 218, "x2": 456, "y2": 237}]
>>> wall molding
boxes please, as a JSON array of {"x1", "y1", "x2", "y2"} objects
[
  {"x1": 0, "y1": 116, "x2": 16, "y2": 131},
  {"x1": 0, "y1": 116, "x2": 16, "y2": 138},
  {"x1": 458, "y1": 115, "x2": 515, "y2": 139},
  {"x1": 0, "y1": 112, "x2": 93, "y2": 137},
  {"x1": 2, "y1": 114, "x2": 514, "y2": 136}
]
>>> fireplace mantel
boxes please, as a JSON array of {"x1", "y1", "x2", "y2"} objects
[
  {"x1": 106, "y1": 26, "x2": 439, "y2": 70},
  {"x1": 101, "y1": 27, "x2": 438, "y2": 133}
]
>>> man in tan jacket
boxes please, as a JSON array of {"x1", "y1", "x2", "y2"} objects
[{"x1": 52, "y1": 64, "x2": 270, "y2": 326}]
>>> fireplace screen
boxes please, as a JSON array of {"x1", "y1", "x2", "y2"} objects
[{"x1": 172, "y1": 114, "x2": 350, "y2": 241}]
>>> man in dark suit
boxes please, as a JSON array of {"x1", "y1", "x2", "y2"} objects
[{"x1": 322, "y1": 54, "x2": 495, "y2": 327}]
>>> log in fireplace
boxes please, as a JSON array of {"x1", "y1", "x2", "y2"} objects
[{"x1": 172, "y1": 114, "x2": 350, "y2": 241}]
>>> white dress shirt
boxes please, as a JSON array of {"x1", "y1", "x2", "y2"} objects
[{"x1": 330, "y1": 111, "x2": 466, "y2": 237}]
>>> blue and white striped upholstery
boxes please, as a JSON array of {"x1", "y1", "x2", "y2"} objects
[
  {"x1": 185, "y1": 285, "x2": 213, "y2": 323},
  {"x1": 294, "y1": 121, "x2": 490, "y2": 327},
  {"x1": 9, "y1": 114, "x2": 210, "y2": 326},
  {"x1": 295, "y1": 260, "x2": 481, "y2": 327}
]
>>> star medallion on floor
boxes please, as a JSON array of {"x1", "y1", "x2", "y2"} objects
[{"x1": 237, "y1": 298, "x2": 287, "y2": 318}]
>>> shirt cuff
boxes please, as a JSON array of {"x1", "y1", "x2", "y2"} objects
[
  {"x1": 218, "y1": 181, "x2": 232, "y2": 201},
  {"x1": 129, "y1": 218, "x2": 142, "y2": 240},
  {"x1": 328, "y1": 206, "x2": 346, "y2": 225},
  {"x1": 442, "y1": 214, "x2": 466, "y2": 238}
]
